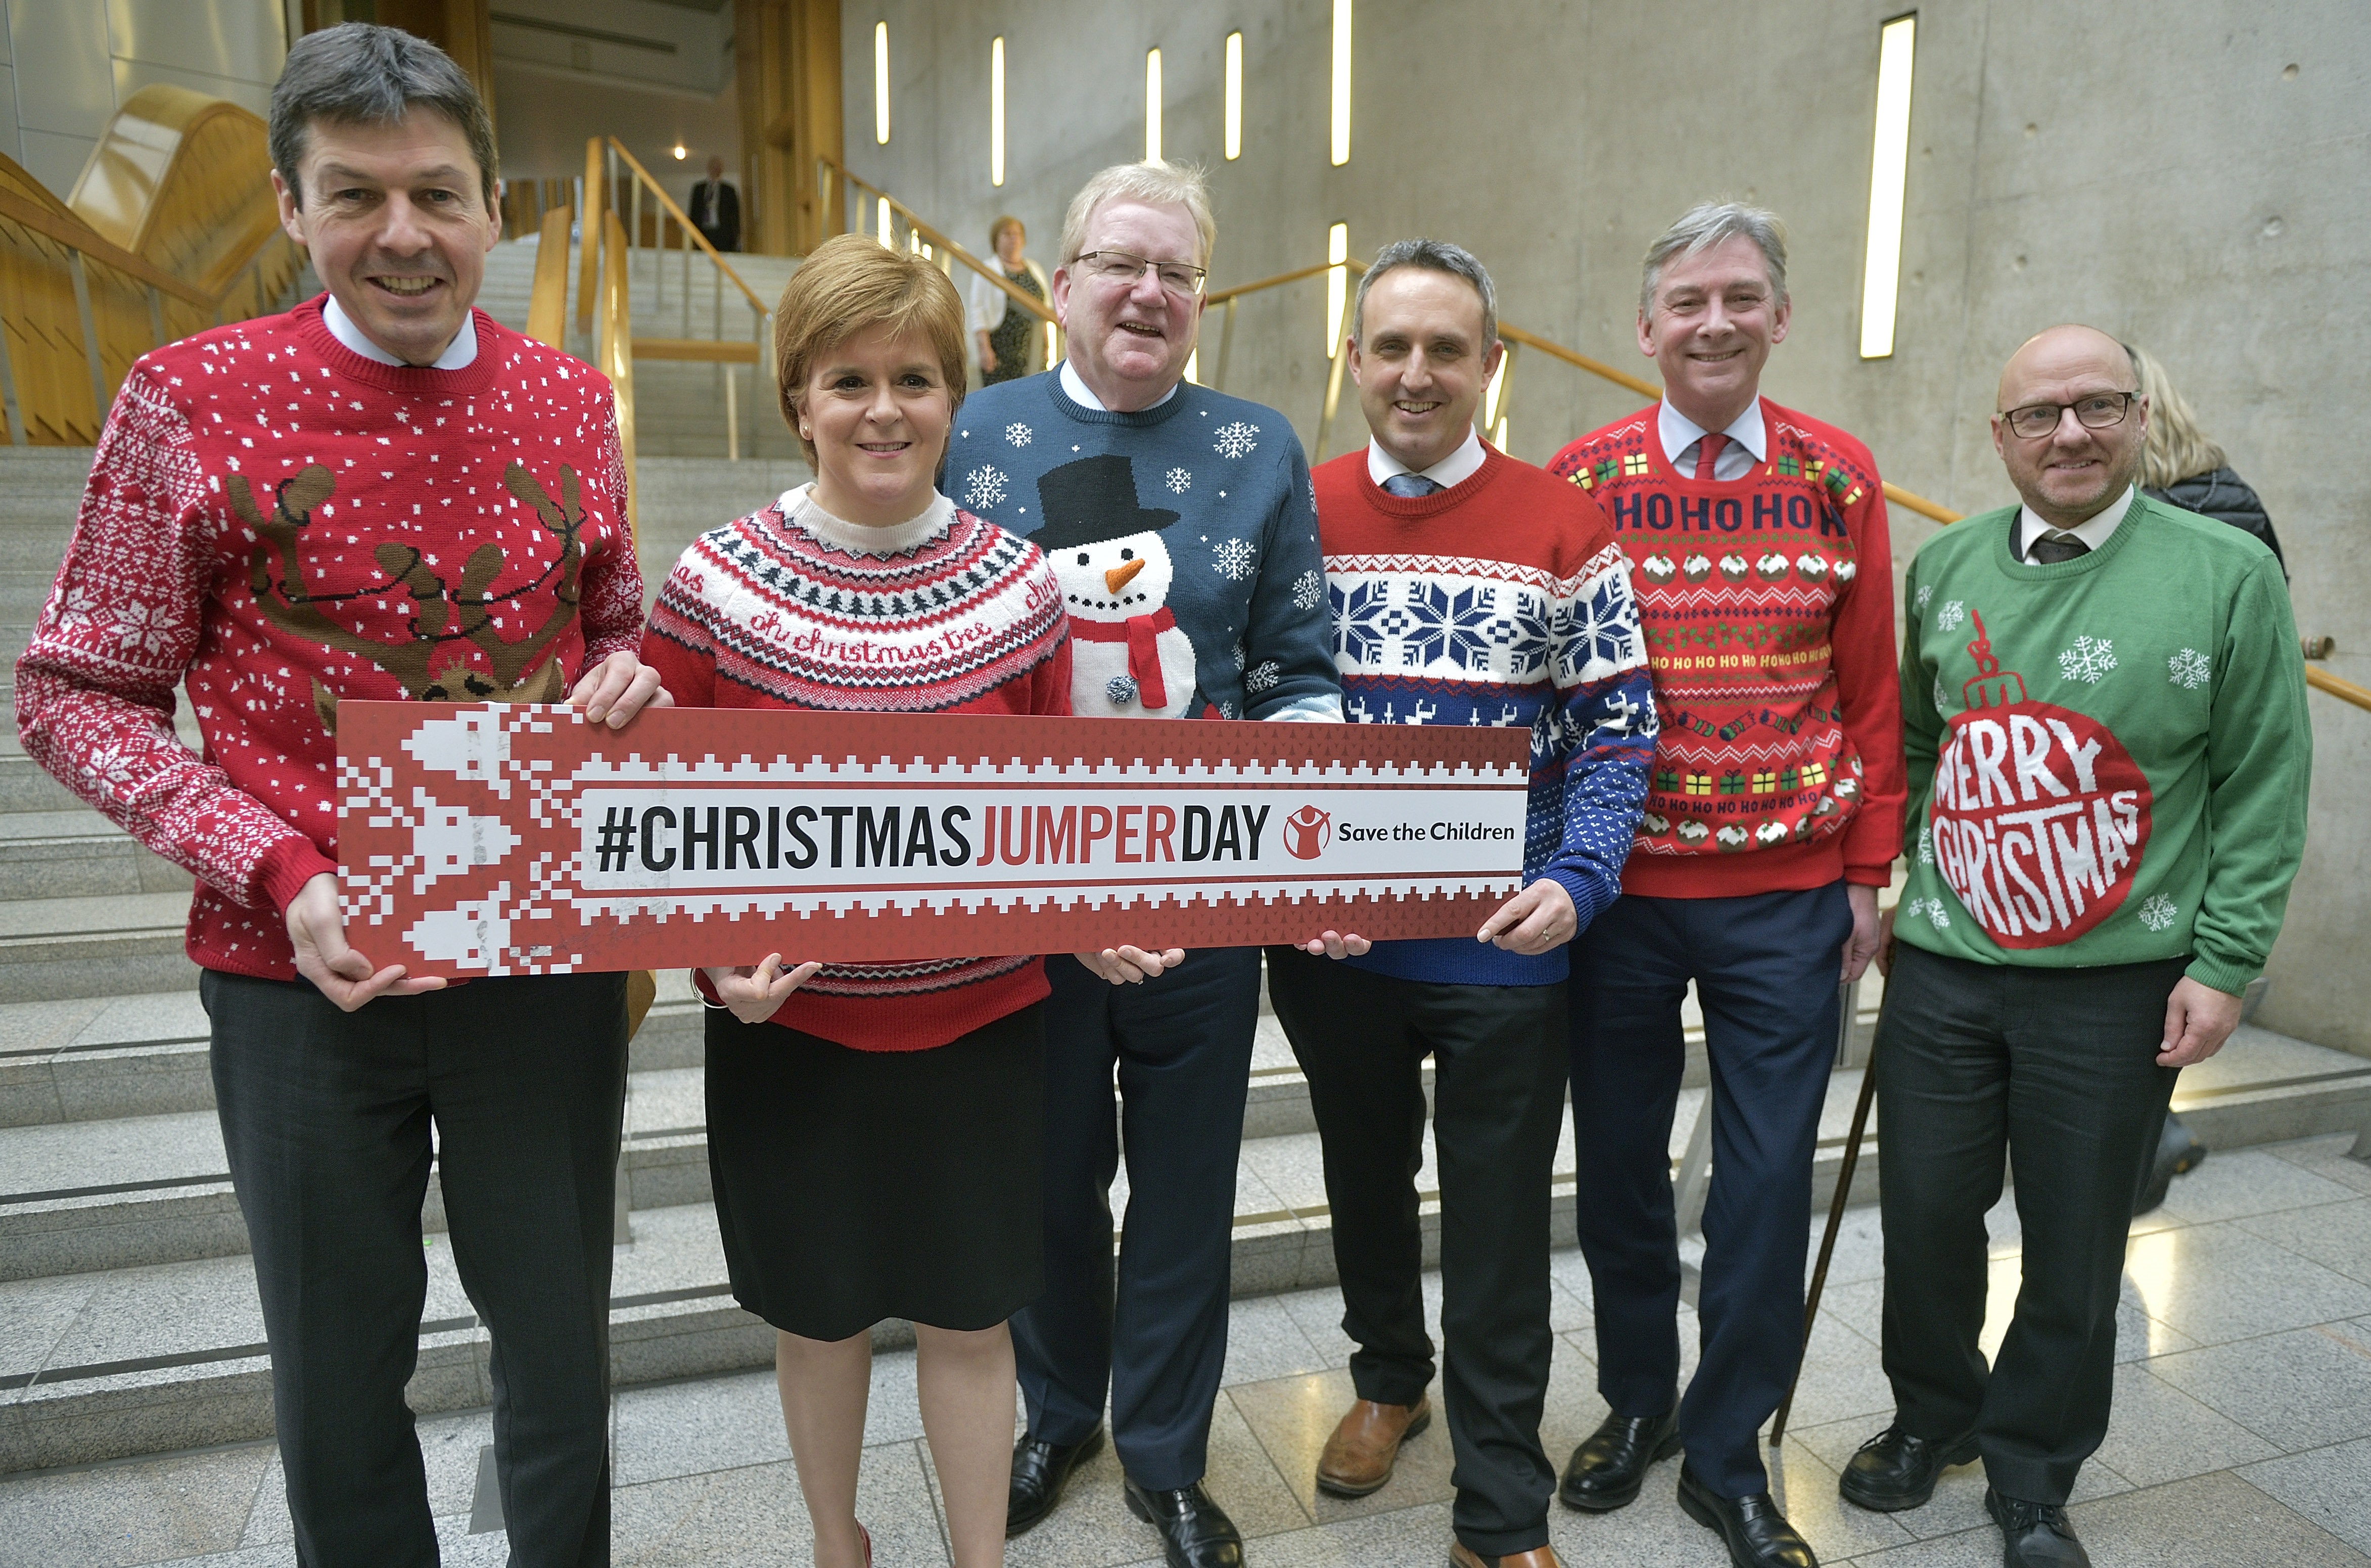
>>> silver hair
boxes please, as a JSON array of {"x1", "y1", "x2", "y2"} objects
[
  {"x1": 1057, "y1": 160, "x2": 1216, "y2": 268},
  {"x1": 1639, "y1": 201, "x2": 1789, "y2": 317},
  {"x1": 1351, "y1": 238, "x2": 1498, "y2": 350}
]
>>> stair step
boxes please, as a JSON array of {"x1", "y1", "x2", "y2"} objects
[
  {"x1": 0, "y1": 809, "x2": 192, "y2": 900},
  {"x1": 0, "y1": 893, "x2": 200, "y2": 1003}
]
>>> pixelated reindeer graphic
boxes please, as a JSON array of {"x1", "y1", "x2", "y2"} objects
[{"x1": 230, "y1": 461, "x2": 589, "y2": 734}]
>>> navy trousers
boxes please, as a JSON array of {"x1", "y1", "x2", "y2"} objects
[
  {"x1": 1012, "y1": 948, "x2": 1261, "y2": 1490},
  {"x1": 1568, "y1": 883, "x2": 1850, "y2": 1498}
]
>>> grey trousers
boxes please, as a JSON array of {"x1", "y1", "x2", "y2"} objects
[{"x1": 204, "y1": 969, "x2": 629, "y2": 1568}]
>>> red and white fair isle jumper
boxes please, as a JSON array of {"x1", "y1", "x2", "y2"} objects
[
  {"x1": 1548, "y1": 398, "x2": 1905, "y2": 897},
  {"x1": 637, "y1": 485, "x2": 1073, "y2": 1052},
  {"x1": 15, "y1": 298, "x2": 643, "y2": 978}
]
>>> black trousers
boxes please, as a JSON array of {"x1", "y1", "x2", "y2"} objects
[
  {"x1": 1013, "y1": 948, "x2": 1260, "y2": 1490},
  {"x1": 1266, "y1": 948, "x2": 1568, "y2": 1560},
  {"x1": 204, "y1": 970, "x2": 628, "y2": 1568},
  {"x1": 1568, "y1": 883, "x2": 1851, "y2": 1498},
  {"x1": 1875, "y1": 943, "x2": 2186, "y2": 1505}
]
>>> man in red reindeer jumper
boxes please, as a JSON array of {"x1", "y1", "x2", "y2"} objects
[{"x1": 14, "y1": 27, "x2": 664, "y2": 1566}]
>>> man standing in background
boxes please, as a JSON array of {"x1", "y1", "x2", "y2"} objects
[
  {"x1": 1547, "y1": 201, "x2": 1904, "y2": 1568},
  {"x1": 688, "y1": 154, "x2": 739, "y2": 252}
]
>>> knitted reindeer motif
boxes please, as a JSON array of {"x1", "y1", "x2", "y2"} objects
[{"x1": 231, "y1": 460, "x2": 589, "y2": 734}]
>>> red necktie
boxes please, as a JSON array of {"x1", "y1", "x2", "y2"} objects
[{"x1": 1694, "y1": 431, "x2": 1729, "y2": 481}]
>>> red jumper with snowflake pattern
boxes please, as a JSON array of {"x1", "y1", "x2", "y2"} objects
[
  {"x1": 1548, "y1": 397, "x2": 1904, "y2": 897},
  {"x1": 15, "y1": 297, "x2": 643, "y2": 980}
]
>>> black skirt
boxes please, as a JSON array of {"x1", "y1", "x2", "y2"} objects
[{"x1": 704, "y1": 1001, "x2": 1045, "y2": 1341}]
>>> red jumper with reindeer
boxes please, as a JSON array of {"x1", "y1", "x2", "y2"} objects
[{"x1": 15, "y1": 297, "x2": 642, "y2": 980}]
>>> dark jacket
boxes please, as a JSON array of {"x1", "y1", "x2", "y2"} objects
[
  {"x1": 688, "y1": 179, "x2": 740, "y2": 252},
  {"x1": 2145, "y1": 466, "x2": 2285, "y2": 577}
]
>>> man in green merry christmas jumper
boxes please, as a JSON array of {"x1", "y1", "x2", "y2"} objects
[{"x1": 1839, "y1": 325, "x2": 2309, "y2": 1568}]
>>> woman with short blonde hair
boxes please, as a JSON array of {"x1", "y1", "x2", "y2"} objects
[{"x1": 645, "y1": 232, "x2": 1180, "y2": 1568}]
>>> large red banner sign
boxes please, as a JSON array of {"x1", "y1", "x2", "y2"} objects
[{"x1": 335, "y1": 704, "x2": 1531, "y2": 978}]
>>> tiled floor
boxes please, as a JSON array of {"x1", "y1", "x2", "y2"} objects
[{"x1": 6, "y1": 1135, "x2": 2370, "y2": 1566}]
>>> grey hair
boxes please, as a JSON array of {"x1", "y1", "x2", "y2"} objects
[
  {"x1": 1640, "y1": 201, "x2": 1788, "y2": 317},
  {"x1": 269, "y1": 23, "x2": 498, "y2": 212},
  {"x1": 1351, "y1": 238, "x2": 1498, "y2": 349},
  {"x1": 1057, "y1": 160, "x2": 1216, "y2": 268}
]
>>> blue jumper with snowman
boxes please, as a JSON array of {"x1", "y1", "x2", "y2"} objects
[{"x1": 943, "y1": 367, "x2": 1339, "y2": 724}]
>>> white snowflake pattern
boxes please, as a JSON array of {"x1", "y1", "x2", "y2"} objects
[
  {"x1": 1004, "y1": 422, "x2": 1033, "y2": 447},
  {"x1": 1230, "y1": 639, "x2": 1247, "y2": 672},
  {"x1": 57, "y1": 584, "x2": 112, "y2": 633},
  {"x1": 78, "y1": 739, "x2": 140, "y2": 791},
  {"x1": 2057, "y1": 635, "x2": 2117, "y2": 684},
  {"x1": 1165, "y1": 467, "x2": 1192, "y2": 494},
  {"x1": 962, "y1": 465, "x2": 1008, "y2": 510},
  {"x1": 1216, "y1": 699, "x2": 1239, "y2": 719},
  {"x1": 113, "y1": 599, "x2": 175, "y2": 654},
  {"x1": 2168, "y1": 647, "x2": 2211, "y2": 690},
  {"x1": 1935, "y1": 599, "x2": 1966, "y2": 631},
  {"x1": 2137, "y1": 893, "x2": 2179, "y2": 931},
  {"x1": 1904, "y1": 896, "x2": 1951, "y2": 930},
  {"x1": 1213, "y1": 537, "x2": 1257, "y2": 581},
  {"x1": 1245, "y1": 660, "x2": 1281, "y2": 693},
  {"x1": 1916, "y1": 825, "x2": 1934, "y2": 865},
  {"x1": 1292, "y1": 569, "x2": 1324, "y2": 611},
  {"x1": 1914, "y1": 584, "x2": 1934, "y2": 611},
  {"x1": 1933, "y1": 675, "x2": 1948, "y2": 709},
  {"x1": 1213, "y1": 420, "x2": 1262, "y2": 458}
]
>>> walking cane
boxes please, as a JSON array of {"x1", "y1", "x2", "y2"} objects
[{"x1": 1769, "y1": 981, "x2": 1879, "y2": 1448}]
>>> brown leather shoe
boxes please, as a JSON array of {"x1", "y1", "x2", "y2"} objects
[
  {"x1": 1449, "y1": 1543, "x2": 1563, "y2": 1567},
  {"x1": 1315, "y1": 1394, "x2": 1432, "y2": 1497}
]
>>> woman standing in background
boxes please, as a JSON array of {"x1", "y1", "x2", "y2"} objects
[
  {"x1": 2128, "y1": 342, "x2": 2286, "y2": 575},
  {"x1": 968, "y1": 215, "x2": 1051, "y2": 384}
]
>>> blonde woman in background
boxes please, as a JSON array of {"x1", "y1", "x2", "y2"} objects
[
  {"x1": 2126, "y1": 342, "x2": 2286, "y2": 575},
  {"x1": 968, "y1": 215, "x2": 1051, "y2": 384}
]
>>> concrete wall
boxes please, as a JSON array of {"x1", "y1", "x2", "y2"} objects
[
  {"x1": 842, "y1": 0, "x2": 2371, "y2": 1053},
  {"x1": 0, "y1": 1, "x2": 291, "y2": 201}
]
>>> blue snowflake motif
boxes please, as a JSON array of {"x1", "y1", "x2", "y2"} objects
[
  {"x1": 1400, "y1": 583, "x2": 1450, "y2": 667},
  {"x1": 1563, "y1": 573, "x2": 1643, "y2": 681},
  {"x1": 1445, "y1": 586, "x2": 1505, "y2": 672}
]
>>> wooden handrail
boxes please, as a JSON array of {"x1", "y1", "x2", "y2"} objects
[
  {"x1": 1206, "y1": 262, "x2": 1340, "y2": 305},
  {"x1": 596, "y1": 208, "x2": 635, "y2": 532},
  {"x1": 2308, "y1": 665, "x2": 2371, "y2": 713},
  {"x1": 0, "y1": 186, "x2": 217, "y2": 309},
  {"x1": 607, "y1": 138, "x2": 769, "y2": 315},
  {"x1": 525, "y1": 204, "x2": 571, "y2": 349},
  {"x1": 1497, "y1": 323, "x2": 1660, "y2": 401},
  {"x1": 820, "y1": 155, "x2": 1054, "y2": 327}
]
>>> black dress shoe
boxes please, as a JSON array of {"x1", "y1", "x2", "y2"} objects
[
  {"x1": 1122, "y1": 1477, "x2": 1244, "y2": 1568},
  {"x1": 1557, "y1": 1408, "x2": 1681, "y2": 1511},
  {"x1": 1006, "y1": 1426, "x2": 1104, "y2": 1538},
  {"x1": 1838, "y1": 1422, "x2": 1977, "y2": 1511},
  {"x1": 1676, "y1": 1463, "x2": 1818, "y2": 1568},
  {"x1": 1986, "y1": 1487, "x2": 2090, "y2": 1567}
]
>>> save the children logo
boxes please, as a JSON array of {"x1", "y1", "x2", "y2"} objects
[
  {"x1": 1282, "y1": 804, "x2": 1332, "y2": 860},
  {"x1": 1928, "y1": 611, "x2": 2151, "y2": 947}
]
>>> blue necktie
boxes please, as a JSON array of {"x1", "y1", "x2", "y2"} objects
[{"x1": 1382, "y1": 473, "x2": 1443, "y2": 498}]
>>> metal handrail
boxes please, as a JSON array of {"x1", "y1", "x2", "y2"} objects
[{"x1": 819, "y1": 155, "x2": 1055, "y2": 331}]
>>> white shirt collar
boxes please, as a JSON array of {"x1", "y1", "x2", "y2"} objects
[
  {"x1": 1060, "y1": 358, "x2": 1179, "y2": 412},
  {"x1": 2016, "y1": 485, "x2": 2134, "y2": 561},
  {"x1": 781, "y1": 482, "x2": 954, "y2": 556},
  {"x1": 1657, "y1": 397, "x2": 1766, "y2": 467},
  {"x1": 324, "y1": 294, "x2": 478, "y2": 370},
  {"x1": 1367, "y1": 426, "x2": 1486, "y2": 490}
]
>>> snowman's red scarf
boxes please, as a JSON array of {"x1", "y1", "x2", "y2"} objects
[{"x1": 1066, "y1": 606, "x2": 1179, "y2": 707}]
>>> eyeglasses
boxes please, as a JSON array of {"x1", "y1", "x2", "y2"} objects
[
  {"x1": 1998, "y1": 391, "x2": 2138, "y2": 440},
  {"x1": 1073, "y1": 249, "x2": 1207, "y2": 297}
]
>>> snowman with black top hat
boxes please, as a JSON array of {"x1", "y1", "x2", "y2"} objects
[{"x1": 1033, "y1": 453, "x2": 1199, "y2": 719}]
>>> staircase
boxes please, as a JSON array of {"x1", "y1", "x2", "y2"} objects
[{"x1": 3, "y1": 268, "x2": 2368, "y2": 1478}]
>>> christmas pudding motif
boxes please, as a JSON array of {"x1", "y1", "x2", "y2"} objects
[
  {"x1": 1834, "y1": 774, "x2": 1861, "y2": 802},
  {"x1": 1676, "y1": 819, "x2": 1710, "y2": 847},
  {"x1": 1640, "y1": 554, "x2": 1677, "y2": 585},
  {"x1": 1640, "y1": 811, "x2": 1671, "y2": 835},
  {"x1": 1715, "y1": 823, "x2": 1752, "y2": 852},
  {"x1": 1755, "y1": 820, "x2": 1791, "y2": 848},
  {"x1": 1834, "y1": 558, "x2": 1858, "y2": 582},
  {"x1": 1793, "y1": 814, "x2": 1817, "y2": 840},
  {"x1": 1718, "y1": 553, "x2": 1750, "y2": 583},
  {"x1": 1755, "y1": 551, "x2": 1791, "y2": 581},
  {"x1": 1795, "y1": 552, "x2": 1829, "y2": 582},
  {"x1": 1683, "y1": 552, "x2": 1713, "y2": 583}
]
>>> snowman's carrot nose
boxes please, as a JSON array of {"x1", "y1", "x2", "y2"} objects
[{"x1": 1104, "y1": 558, "x2": 1147, "y2": 595}]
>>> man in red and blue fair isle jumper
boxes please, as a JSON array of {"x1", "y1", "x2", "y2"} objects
[
  {"x1": 15, "y1": 31, "x2": 663, "y2": 1565},
  {"x1": 1544, "y1": 204, "x2": 1904, "y2": 1568},
  {"x1": 1269, "y1": 241, "x2": 1653, "y2": 1568}
]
